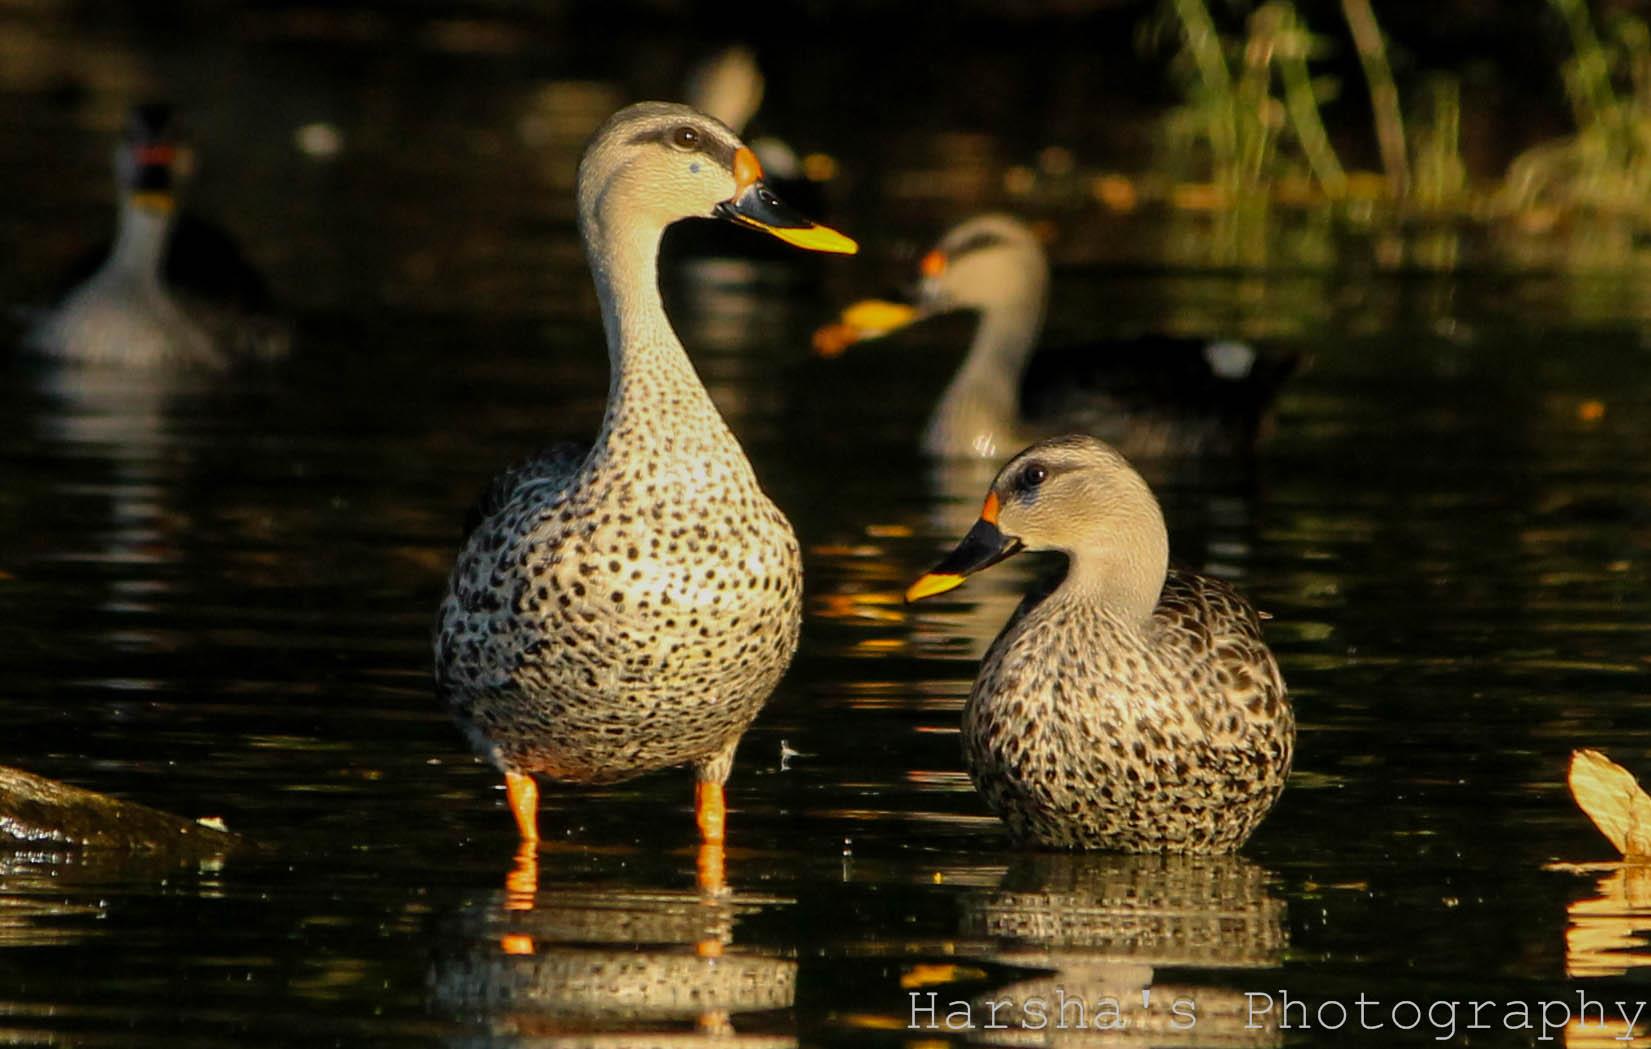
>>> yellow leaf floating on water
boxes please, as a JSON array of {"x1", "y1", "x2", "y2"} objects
[{"x1": 1569, "y1": 749, "x2": 1651, "y2": 858}]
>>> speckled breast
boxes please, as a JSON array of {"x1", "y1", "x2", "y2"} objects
[
  {"x1": 961, "y1": 602, "x2": 1292, "y2": 853},
  {"x1": 435, "y1": 469, "x2": 803, "y2": 784}
]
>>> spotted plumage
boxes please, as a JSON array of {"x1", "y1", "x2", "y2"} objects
[
  {"x1": 436, "y1": 417, "x2": 802, "y2": 786},
  {"x1": 433, "y1": 101, "x2": 855, "y2": 847},
  {"x1": 908, "y1": 435, "x2": 1294, "y2": 852}
]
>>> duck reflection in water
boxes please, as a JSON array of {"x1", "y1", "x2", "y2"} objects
[
  {"x1": 906, "y1": 853, "x2": 1285, "y2": 1047},
  {"x1": 428, "y1": 877, "x2": 798, "y2": 1047}
]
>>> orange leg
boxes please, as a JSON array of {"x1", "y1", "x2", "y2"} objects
[
  {"x1": 502, "y1": 772, "x2": 541, "y2": 918},
  {"x1": 694, "y1": 781, "x2": 727, "y2": 895},
  {"x1": 694, "y1": 780, "x2": 726, "y2": 845},
  {"x1": 696, "y1": 839, "x2": 726, "y2": 895},
  {"x1": 505, "y1": 839, "x2": 539, "y2": 911},
  {"x1": 696, "y1": 1010, "x2": 733, "y2": 1035},
  {"x1": 502, "y1": 845, "x2": 538, "y2": 949},
  {"x1": 505, "y1": 771, "x2": 539, "y2": 845}
]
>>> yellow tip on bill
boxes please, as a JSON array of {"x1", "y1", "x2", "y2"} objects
[
  {"x1": 812, "y1": 300, "x2": 919, "y2": 357},
  {"x1": 841, "y1": 299, "x2": 917, "y2": 330},
  {"x1": 768, "y1": 222, "x2": 858, "y2": 255},
  {"x1": 128, "y1": 191, "x2": 175, "y2": 214},
  {"x1": 905, "y1": 572, "x2": 966, "y2": 603}
]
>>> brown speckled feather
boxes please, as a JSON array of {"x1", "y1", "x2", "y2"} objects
[
  {"x1": 431, "y1": 103, "x2": 807, "y2": 796},
  {"x1": 459, "y1": 443, "x2": 586, "y2": 543},
  {"x1": 963, "y1": 566, "x2": 1293, "y2": 853}
]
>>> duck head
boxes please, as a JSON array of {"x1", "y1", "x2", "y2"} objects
[
  {"x1": 576, "y1": 101, "x2": 854, "y2": 254},
  {"x1": 813, "y1": 213, "x2": 1049, "y2": 356},
  {"x1": 684, "y1": 46, "x2": 764, "y2": 137},
  {"x1": 906, "y1": 435, "x2": 1169, "y2": 617},
  {"x1": 115, "y1": 103, "x2": 191, "y2": 217},
  {"x1": 913, "y1": 213, "x2": 1050, "y2": 317}
]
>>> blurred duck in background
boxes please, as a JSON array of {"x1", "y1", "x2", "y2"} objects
[
  {"x1": 814, "y1": 214, "x2": 1298, "y2": 461},
  {"x1": 684, "y1": 45, "x2": 803, "y2": 183},
  {"x1": 24, "y1": 103, "x2": 289, "y2": 369},
  {"x1": 905, "y1": 435, "x2": 1294, "y2": 852}
]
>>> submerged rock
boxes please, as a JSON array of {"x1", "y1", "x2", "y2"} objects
[{"x1": 0, "y1": 764, "x2": 243, "y2": 858}]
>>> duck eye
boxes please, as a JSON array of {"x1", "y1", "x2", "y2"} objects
[
  {"x1": 670, "y1": 125, "x2": 701, "y2": 151},
  {"x1": 1020, "y1": 464, "x2": 1048, "y2": 489}
]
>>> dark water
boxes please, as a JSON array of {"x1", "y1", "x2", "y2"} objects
[{"x1": 6, "y1": 8, "x2": 1651, "y2": 1048}]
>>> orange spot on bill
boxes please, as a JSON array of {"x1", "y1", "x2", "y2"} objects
[
  {"x1": 980, "y1": 491, "x2": 1000, "y2": 525},
  {"x1": 733, "y1": 146, "x2": 763, "y2": 194},
  {"x1": 132, "y1": 144, "x2": 177, "y2": 166}
]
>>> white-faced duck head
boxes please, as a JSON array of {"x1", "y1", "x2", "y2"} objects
[
  {"x1": 576, "y1": 101, "x2": 855, "y2": 254},
  {"x1": 115, "y1": 103, "x2": 193, "y2": 216},
  {"x1": 906, "y1": 434, "x2": 1167, "y2": 602},
  {"x1": 811, "y1": 213, "x2": 1049, "y2": 357}
]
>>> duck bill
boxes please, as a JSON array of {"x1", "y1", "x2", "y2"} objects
[
  {"x1": 811, "y1": 298, "x2": 922, "y2": 357},
  {"x1": 126, "y1": 190, "x2": 176, "y2": 214},
  {"x1": 715, "y1": 146, "x2": 856, "y2": 254},
  {"x1": 716, "y1": 185, "x2": 856, "y2": 253},
  {"x1": 124, "y1": 146, "x2": 178, "y2": 213},
  {"x1": 905, "y1": 517, "x2": 1023, "y2": 602}
]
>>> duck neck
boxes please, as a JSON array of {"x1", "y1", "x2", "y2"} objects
[
  {"x1": 1055, "y1": 523, "x2": 1170, "y2": 627},
  {"x1": 107, "y1": 199, "x2": 174, "y2": 284},
  {"x1": 581, "y1": 202, "x2": 735, "y2": 466},
  {"x1": 924, "y1": 298, "x2": 1044, "y2": 459}
]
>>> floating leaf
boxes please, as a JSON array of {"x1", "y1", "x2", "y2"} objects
[{"x1": 1569, "y1": 749, "x2": 1651, "y2": 858}]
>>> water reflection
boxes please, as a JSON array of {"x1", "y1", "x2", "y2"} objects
[
  {"x1": 936, "y1": 853, "x2": 1286, "y2": 1047},
  {"x1": 0, "y1": 847, "x2": 224, "y2": 949},
  {"x1": 23, "y1": 363, "x2": 202, "y2": 647},
  {"x1": 1564, "y1": 864, "x2": 1651, "y2": 980},
  {"x1": 428, "y1": 873, "x2": 797, "y2": 1047}
]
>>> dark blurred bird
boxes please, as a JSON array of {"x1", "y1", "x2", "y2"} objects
[
  {"x1": 815, "y1": 214, "x2": 1298, "y2": 461},
  {"x1": 24, "y1": 103, "x2": 288, "y2": 368}
]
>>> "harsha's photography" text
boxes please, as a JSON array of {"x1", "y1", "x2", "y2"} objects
[{"x1": 909, "y1": 989, "x2": 1647, "y2": 1041}]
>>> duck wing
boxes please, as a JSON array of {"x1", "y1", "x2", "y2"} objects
[
  {"x1": 1019, "y1": 335, "x2": 1299, "y2": 456},
  {"x1": 48, "y1": 212, "x2": 276, "y2": 309},
  {"x1": 460, "y1": 443, "x2": 587, "y2": 543},
  {"x1": 1154, "y1": 566, "x2": 1287, "y2": 723},
  {"x1": 165, "y1": 213, "x2": 280, "y2": 314}
]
